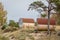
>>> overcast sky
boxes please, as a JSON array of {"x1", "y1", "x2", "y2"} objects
[{"x1": 0, "y1": 0, "x2": 47, "y2": 22}]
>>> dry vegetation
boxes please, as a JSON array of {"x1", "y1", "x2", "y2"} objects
[
  {"x1": 1, "y1": 27, "x2": 60, "y2": 40},
  {"x1": 0, "y1": 25, "x2": 60, "y2": 40}
]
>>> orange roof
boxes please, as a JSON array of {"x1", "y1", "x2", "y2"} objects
[
  {"x1": 20, "y1": 18, "x2": 34, "y2": 23},
  {"x1": 37, "y1": 18, "x2": 56, "y2": 25}
]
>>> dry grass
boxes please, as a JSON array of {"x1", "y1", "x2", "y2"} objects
[
  {"x1": 2, "y1": 29, "x2": 60, "y2": 40},
  {"x1": 1, "y1": 25, "x2": 60, "y2": 40}
]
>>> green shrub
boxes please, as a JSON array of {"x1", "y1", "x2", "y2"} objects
[
  {"x1": 2, "y1": 24, "x2": 8, "y2": 30},
  {"x1": 9, "y1": 20, "x2": 16, "y2": 27},
  {"x1": 3, "y1": 27, "x2": 18, "y2": 32},
  {"x1": 15, "y1": 22, "x2": 19, "y2": 28},
  {"x1": 9, "y1": 20, "x2": 19, "y2": 28}
]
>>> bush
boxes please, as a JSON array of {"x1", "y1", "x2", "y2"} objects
[
  {"x1": 15, "y1": 22, "x2": 19, "y2": 28},
  {"x1": 1, "y1": 24, "x2": 8, "y2": 30},
  {"x1": 9, "y1": 20, "x2": 19, "y2": 28},
  {"x1": 3, "y1": 27, "x2": 18, "y2": 32},
  {"x1": 9, "y1": 20, "x2": 16, "y2": 27}
]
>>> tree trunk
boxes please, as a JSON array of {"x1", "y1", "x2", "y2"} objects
[
  {"x1": 48, "y1": 11, "x2": 50, "y2": 35},
  {"x1": 48, "y1": 0, "x2": 51, "y2": 35}
]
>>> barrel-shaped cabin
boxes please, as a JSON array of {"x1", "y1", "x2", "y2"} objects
[{"x1": 36, "y1": 18, "x2": 56, "y2": 31}]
